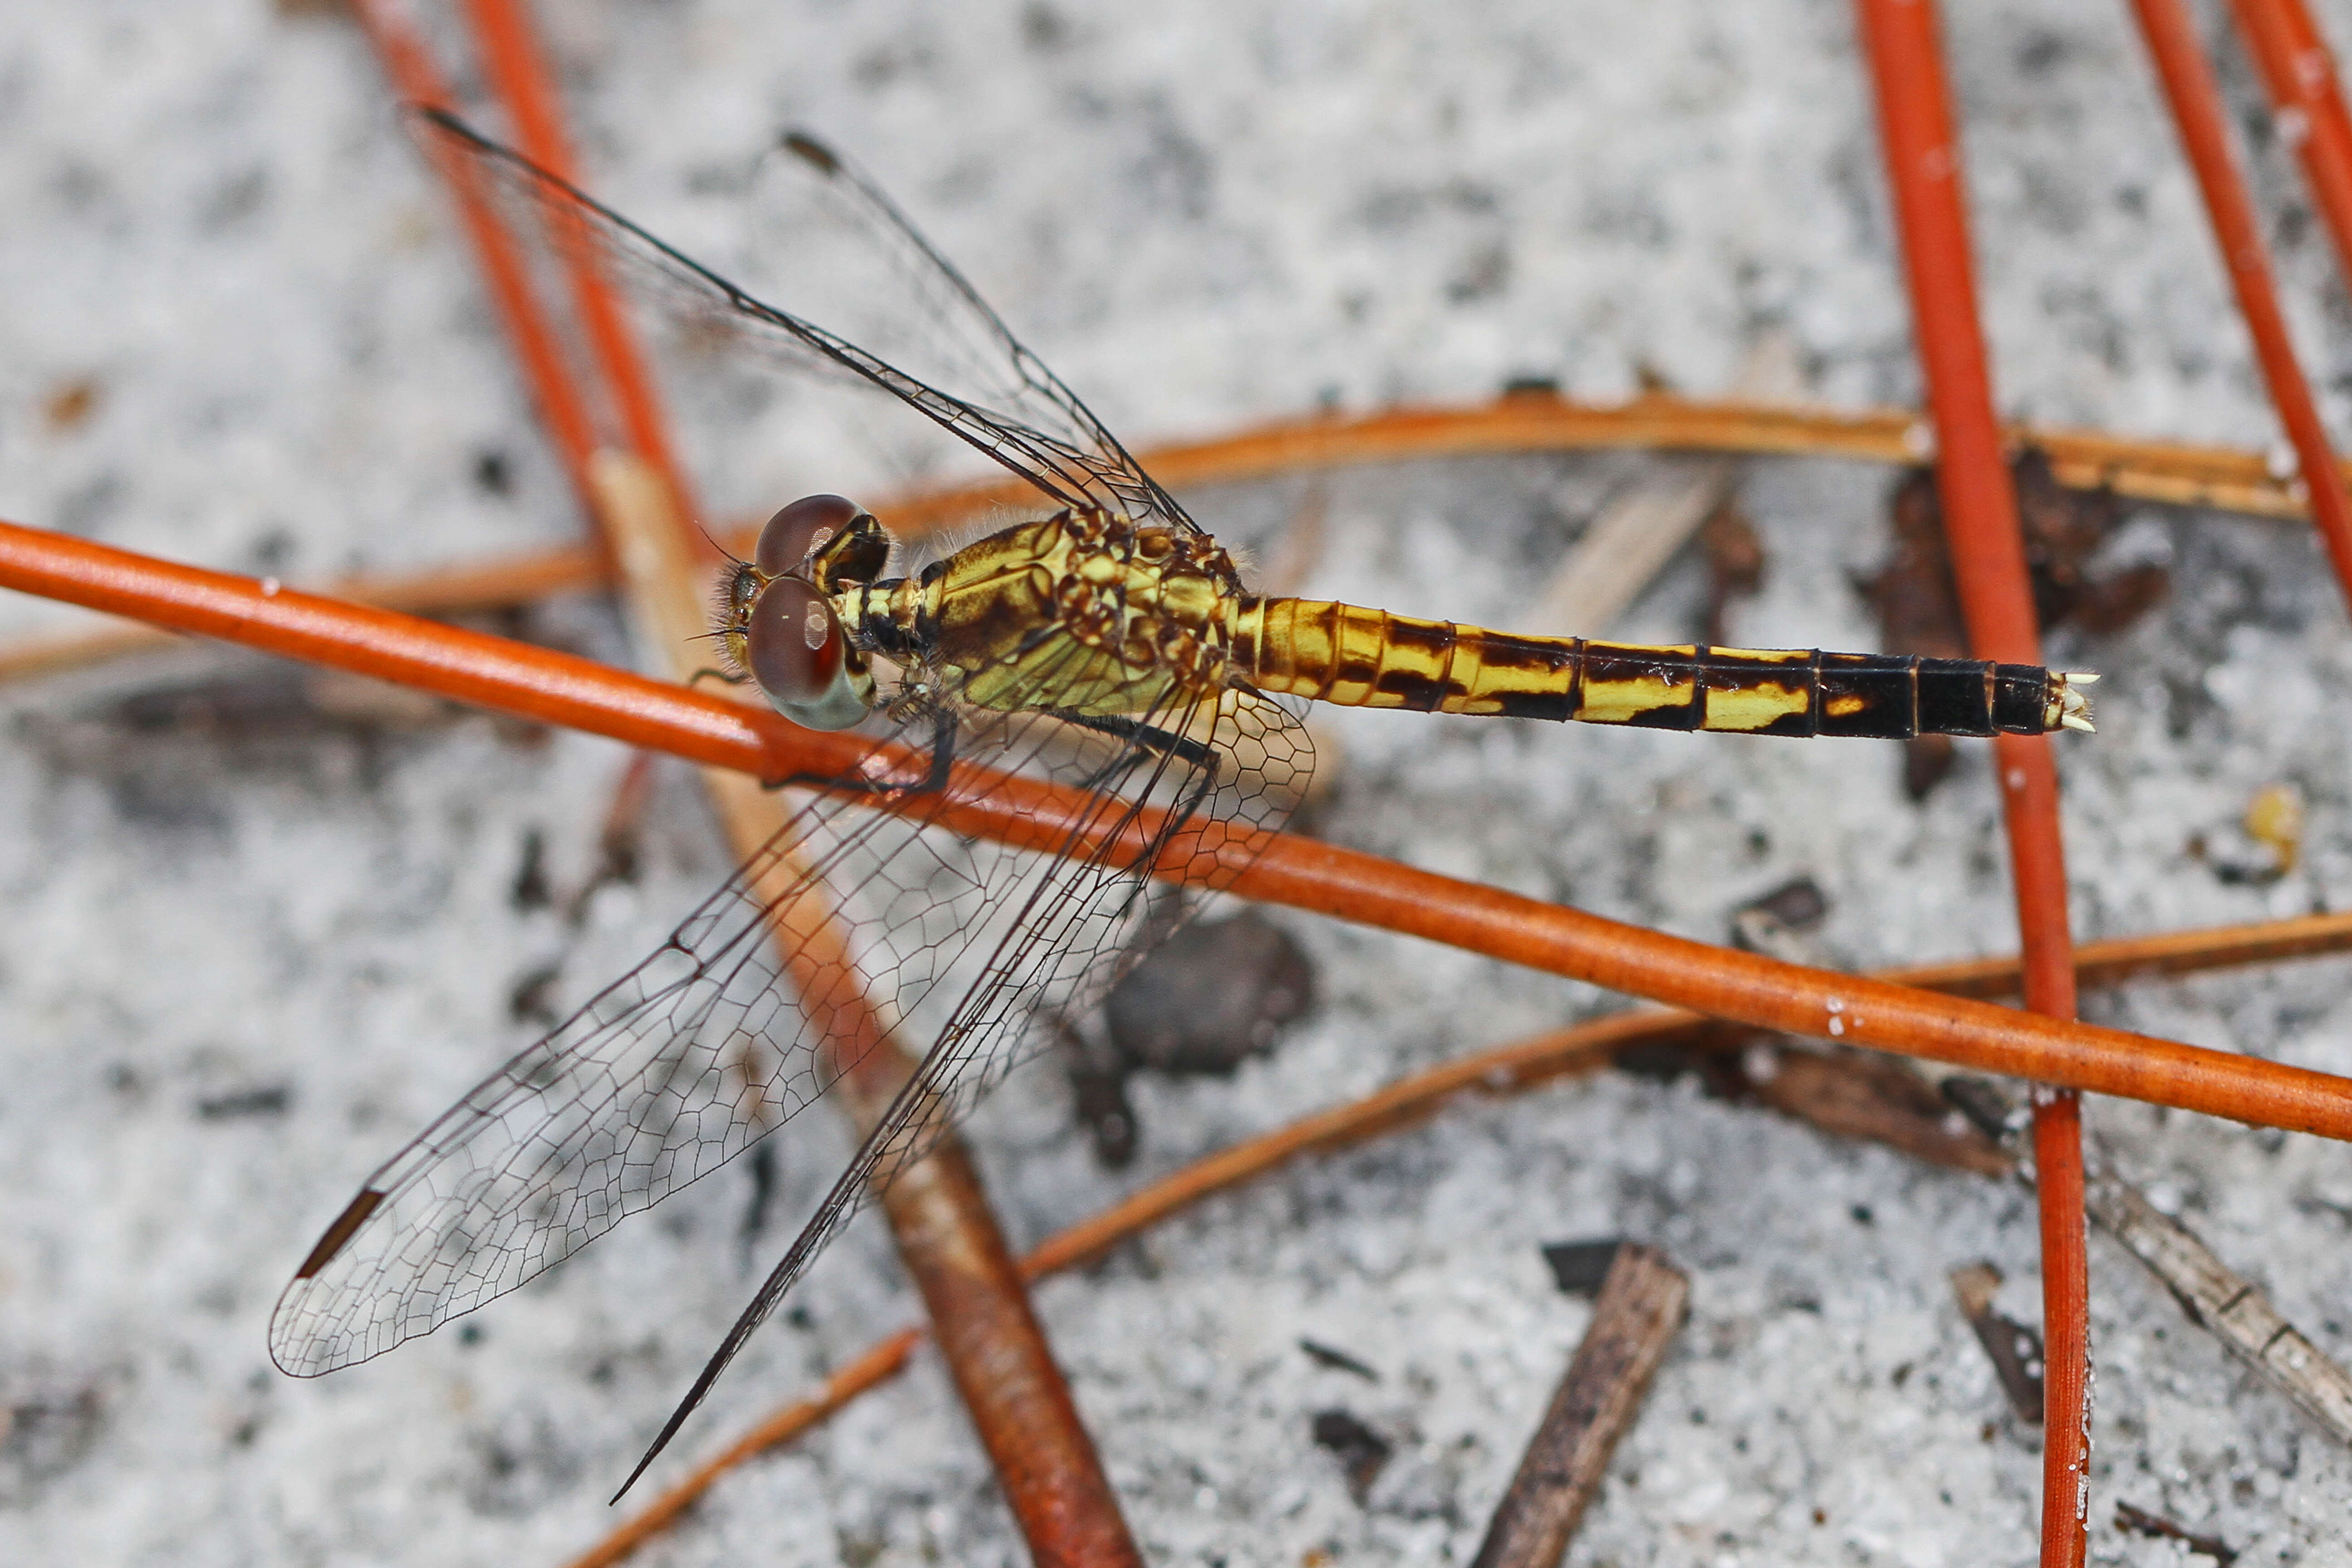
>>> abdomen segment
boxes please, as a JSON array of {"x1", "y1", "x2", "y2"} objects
[{"x1": 1227, "y1": 598, "x2": 2094, "y2": 737}]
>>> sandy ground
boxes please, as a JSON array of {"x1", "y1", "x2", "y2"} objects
[{"x1": 8, "y1": 1, "x2": 2352, "y2": 1564}]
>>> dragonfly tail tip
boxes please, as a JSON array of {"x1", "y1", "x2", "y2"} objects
[{"x1": 2053, "y1": 672, "x2": 2097, "y2": 734}]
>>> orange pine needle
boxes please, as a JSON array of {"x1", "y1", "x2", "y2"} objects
[{"x1": 6, "y1": 517, "x2": 2352, "y2": 1142}]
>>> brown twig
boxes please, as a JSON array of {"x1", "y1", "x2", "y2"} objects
[
  {"x1": 1728, "y1": 1041, "x2": 2352, "y2": 1446},
  {"x1": 2082, "y1": 1153, "x2": 2352, "y2": 1446},
  {"x1": 1729, "y1": 1042, "x2": 2014, "y2": 1176},
  {"x1": 1103, "y1": 394, "x2": 2352, "y2": 522},
  {"x1": 2113, "y1": 1500, "x2": 2239, "y2": 1564},
  {"x1": 1468, "y1": 1244, "x2": 1688, "y2": 1568},
  {"x1": 456, "y1": 0, "x2": 698, "y2": 524},
  {"x1": 1931, "y1": 1072, "x2": 2352, "y2": 1453},
  {"x1": 1950, "y1": 1262, "x2": 2048, "y2": 1424}
]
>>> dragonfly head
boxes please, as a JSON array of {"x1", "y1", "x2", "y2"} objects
[{"x1": 716, "y1": 495, "x2": 891, "y2": 730}]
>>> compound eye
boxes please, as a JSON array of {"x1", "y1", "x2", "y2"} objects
[
  {"x1": 744, "y1": 577, "x2": 870, "y2": 730},
  {"x1": 745, "y1": 577, "x2": 840, "y2": 703},
  {"x1": 756, "y1": 494, "x2": 866, "y2": 579}
]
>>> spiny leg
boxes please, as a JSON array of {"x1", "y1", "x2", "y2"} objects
[
  {"x1": 1051, "y1": 708, "x2": 1225, "y2": 874},
  {"x1": 765, "y1": 702, "x2": 958, "y2": 799},
  {"x1": 1055, "y1": 710, "x2": 1216, "y2": 794}
]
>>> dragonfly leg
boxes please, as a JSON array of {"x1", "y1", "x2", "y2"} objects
[
  {"x1": 687, "y1": 666, "x2": 753, "y2": 688},
  {"x1": 764, "y1": 703, "x2": 957, "y2": 798},
  {"x1": 1059, "y1": 712, "x2": 1228, "y2": 872},
  {"x1": 1056, "y1": 711, "x2": 1215, "y2": 793}
]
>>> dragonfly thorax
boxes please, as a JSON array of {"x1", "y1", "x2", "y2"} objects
[{"x1": 837, "y1": 507, "x2": 1245, "y2": 718}]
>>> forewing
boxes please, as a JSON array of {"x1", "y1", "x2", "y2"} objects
[
  {"x1": 267, "y1": 697, "x2": 968, "y2": 1375},
  {"x1": 411, "y1": 109, "x2": 1197, "y2": 534},
  {"x1": 615, "y1": 679, "x2": 1314, "y2": 1492}
]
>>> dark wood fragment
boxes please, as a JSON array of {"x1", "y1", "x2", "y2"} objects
[
  {"x1": 194, "y1": 1084, "x2": 291, "y2": 1121},
  {"x1": 507, "y1": 960, "x2": 562, "y2": 1028},
  {"x1": 2011, "y1": 447, "x2": 2171, "y2": 633},
  {"x1": 472, "y1": 447, "x2": 513, "y2": 495},
  {"x1": 1730, "y1": 1043, "x2": 2016, "y2": 1176},
  {"x1": 2113, "y1": 1501, "x2": 2236, "y2": 1565},
  {"x1": 1860, "y1": 468, "x2": 1969, "y2": 797},
  {"x1": 1539, "y1": 1239, "x2": 1626, "y2": 1296},
  {"x1": 1950, "y1": 1262, "x2": 2045, "y2": 1423},
  {"x1": 1699, "y1": 497, "x2": 1766, "y2": 645},
  {"x1": 737, "y1": 1140, "x2": 779, "y2": 1245},
  {"x1": 1058, "y1": 1014, "x2": 1140, "y2": 1167},
  {"x1": 1470, "y1": 1243, "x2": 1689, "y2": 1568},
  {"x1": 1938, "y1": 1074, "x2": 2024, "y2": 1142},
  {"x1": 1310, "y1": 1409, "x2": 1393, "y2": 1502},
  {"x1": 1298, "y1": 1338, "x2": 1380, "y2": 1382},
  {"x1": 589, "y1": 747, "x2": 654, "y2": 889},
  {"x1": 509, "y1": 826, "x2": 551, "y2": 911},
  {"x1": 1734, "y1": 876, "x2": 1829, "y2": 936},
  {"x1": 1863, "y1": 451, "x2": 2162, "y2": 794}
]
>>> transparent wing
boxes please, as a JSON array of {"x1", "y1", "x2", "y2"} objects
[
  {"x1": 613, "y1": 681, "x2": 1310, "y2": 1491},
  {"x1": 268, "y1": 639, "x2": 1311, "y2": 1413},
  {"x1": 412, "y1": 108, "x2": 1200, "y2": 534}
]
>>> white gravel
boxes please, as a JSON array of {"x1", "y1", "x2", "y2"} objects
[{"x1": 8, "y1": 2, "x2": 2352, "y2": 1565}]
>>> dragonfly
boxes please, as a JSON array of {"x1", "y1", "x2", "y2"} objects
[{"x1": 271, "y1": 108, "x2": 2097, "y2": 1496}]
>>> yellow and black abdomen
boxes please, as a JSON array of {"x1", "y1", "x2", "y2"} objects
[{"x1": 1227, "y1": 598, "x2": 2090, "y2": 737}]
